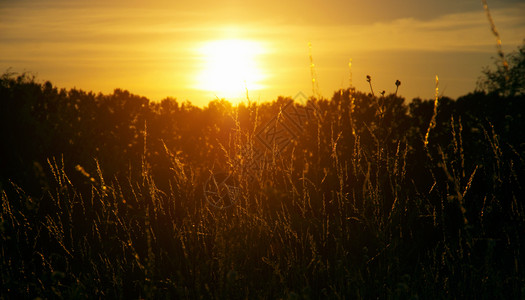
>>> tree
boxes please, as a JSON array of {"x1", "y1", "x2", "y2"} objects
[{"x1": 477, "y1": 41, "x2": 525, "y2": 97}]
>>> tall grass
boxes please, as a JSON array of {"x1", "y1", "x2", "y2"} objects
[{"x1": 1, "y1": 82, "x2": 524, "y2": 298}]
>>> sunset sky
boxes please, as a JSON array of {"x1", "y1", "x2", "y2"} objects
[{"x1": 1, "y1": 0, "x2": 524, "y2": 106}]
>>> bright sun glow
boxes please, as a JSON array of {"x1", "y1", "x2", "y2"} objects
[{"x1": 195, "y1": 39, "x2": 267, "y2": 101}]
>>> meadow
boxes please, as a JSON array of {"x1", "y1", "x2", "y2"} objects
[{"x1": 1, "y1": 45, "x2": 524, "y2": 298}]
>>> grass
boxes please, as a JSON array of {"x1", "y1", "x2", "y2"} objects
[{"x1": 1, "y1": 72, "x2": 524, "y2": 298}]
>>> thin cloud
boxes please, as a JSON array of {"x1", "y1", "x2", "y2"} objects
[{"x1": 271, "y1": 4, "x2": 525, "y2": 54}]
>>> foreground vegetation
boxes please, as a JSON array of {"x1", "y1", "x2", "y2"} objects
[{"x1": 1, "y1": 54, "x2": 524, "y2": 298}]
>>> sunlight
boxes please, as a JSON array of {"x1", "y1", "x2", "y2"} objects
[{"x1": 194, "y1": 39, "x2": 267, "y2": 101}]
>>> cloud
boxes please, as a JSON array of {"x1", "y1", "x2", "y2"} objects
[{"x1": 269, "y1": 4, "x2": 525, "y2": 55}]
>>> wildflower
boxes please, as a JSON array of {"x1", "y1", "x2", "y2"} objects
[{"x1": 395, "y1": 80, "x2": 401, "y2": 95}]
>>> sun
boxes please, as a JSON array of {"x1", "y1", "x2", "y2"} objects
[{"x1": 195, "y1": 39, "x2": 267, "y2": 101}]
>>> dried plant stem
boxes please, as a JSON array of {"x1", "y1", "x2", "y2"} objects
[
  {"x1": 348, "y1": 58, "x2": 353, "y2": 88},
  {"x1": 482, "y1": 0, "x2": 509, "y2": 72},
  {"x1": 308, "y1": 42, "x2": 320, "y2": 98},
  {"x1": 425, "y1": 75, "x2": 439, "y2": 148}
]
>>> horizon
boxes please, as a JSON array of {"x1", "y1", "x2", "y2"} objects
[{"x1": 1, "y1": 0, "x2": 524, "y2": 106}]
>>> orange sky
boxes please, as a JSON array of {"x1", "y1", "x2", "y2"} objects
[{"x1": 1, "y1": 0, "x2": 524, "y2": 106}]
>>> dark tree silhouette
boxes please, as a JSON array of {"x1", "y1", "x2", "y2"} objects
[{"x1": 478, "y1": 41, "x2": 525, "y2": 97}]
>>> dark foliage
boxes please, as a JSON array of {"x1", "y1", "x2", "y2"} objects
[
  {"x1": 1, "y1": 72, "x2": 524, "y2": 299},
  {"x1": 477, "y1": 41, "x2": 525, "y2": 97}
]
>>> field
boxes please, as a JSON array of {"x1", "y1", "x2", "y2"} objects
[{"x1": 1, "y1": 63, "x2": 524, "y2": 298}]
